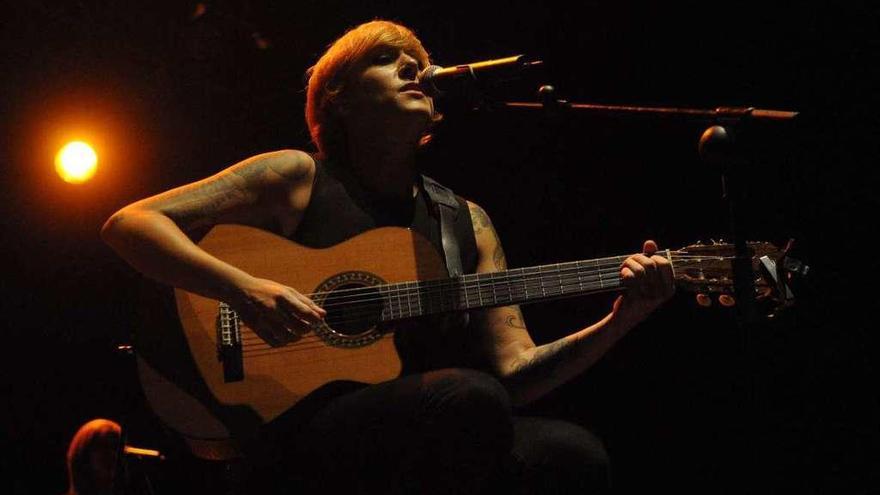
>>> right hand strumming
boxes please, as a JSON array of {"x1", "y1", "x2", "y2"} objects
[{"x1": 231, "y1": 277, "x2": 326, "y2": 347}]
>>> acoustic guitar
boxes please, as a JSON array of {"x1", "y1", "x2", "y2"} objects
[{"x1": 135, "y1": 224, "x2": 792, "y2": 459}]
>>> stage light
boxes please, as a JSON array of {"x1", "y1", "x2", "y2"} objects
[{"x1": 55, "y1": 141, "x2": 98, "y2": 183}]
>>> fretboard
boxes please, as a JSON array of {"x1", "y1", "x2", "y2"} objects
[{"x1": 376, "y1": 255, "x2": 633, "y2": 322}]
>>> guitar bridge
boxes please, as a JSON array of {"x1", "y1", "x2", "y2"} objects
[{"x1": 217, "y1": 302, "x2": 244, "y2": 382}]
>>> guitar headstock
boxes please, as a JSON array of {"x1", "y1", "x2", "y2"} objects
[{"x1": 670, "y1": 240, "x2": 800, "y2": 317}]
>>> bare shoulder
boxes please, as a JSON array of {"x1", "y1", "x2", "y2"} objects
[
  {"x1": 108, "y1": 149, "x2": 317, "y2": 233},
  {"x1": 466, "y1": 200, "x2": 507, "y2": 272},
  {"x1": 225, "y1": 149, "x2": 315, "y2": 187},
  {"x1": 466, "y1": 200, "x2": 493, "y2": 236}
]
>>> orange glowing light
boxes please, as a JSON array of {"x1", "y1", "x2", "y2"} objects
[{"x1": 55, "y1": 141, "x2": 98, "y2": 183}]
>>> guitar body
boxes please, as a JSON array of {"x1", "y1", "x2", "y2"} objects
[{"x1": 136, "y1": 225, "x2": 447, "y2": 457}]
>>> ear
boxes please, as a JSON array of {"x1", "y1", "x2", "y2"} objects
[{"x1": 333, "y1": 93, "x2": 350, "y2": 118}]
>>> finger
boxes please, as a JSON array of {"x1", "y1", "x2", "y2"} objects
[
  {"x1": 654, "y1": 255, "x2": 676, "y2": 298},
  {"x1": 272, "y1": 306, "x2": 312, "y2": 337},
  {"x1": 259, "y1": 309, "x2": 308, "y2": 342},
  {"x1": 235, "y1": 301, "x2": 297, "y2": 346},
  {"x1": 250, "y1": 317, "x2": 287, "y2": 347},
  {"x1": 630, "y1": 255, "x2": 660, "y2": 297},
  {"x1": 643, "y1": 240, "x2": 658, "y2": 256},
  {"x1": 294, "y1": 291, "x2": 327, "y2": 319},
  {"x1": 279, "y1": 295, "x2": 323, "y2": 327},
  {"x1": 620, "y1": 259, "x2": 644, "y2": 295},
  {"x1": 637, "y1": 254, "x2": 663, "y2": 298},
  {"x1": 282, "y1": 290, "x2": 325, "y2": 322}
]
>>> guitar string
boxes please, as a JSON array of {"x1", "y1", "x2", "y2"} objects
[
  {"x1": 241, "y1": 288, "x2": 631, "y2": 358},
  {"x1": 223, "y1": 257, "x2": 728, "y2": 333},
  {"x1": 312, "y1": 264, "x2": 624, "y2": 309},
  {"x1": 234, "y1": 258, "x2": 731, "y2": 348},
  {"x1": 243, "y1": 265, "x2": 625, "y2": 341},
  {"x1": 296, "y1": 257, "x2": 632, "y2": 302},
  {"x1": 296, "y1": 256, "x2": 731, "y2": 309},
  {"x1": 237, "y1": 263, "x2": 724, "y2": 356},
  {"x1": 292, "y1": 254, "x2": 733, "y2": 303},
  {"x1": 300, "y1": 258, "x2": 731, "y2": 316},
  {"x1": 243, "y1": 272, "x2": 624, "y2": 355}
]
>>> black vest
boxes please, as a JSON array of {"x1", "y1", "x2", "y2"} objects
[{"x1": 292, "y1": 158, "x2": 487, "y2": 373}]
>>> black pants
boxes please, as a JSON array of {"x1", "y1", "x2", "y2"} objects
[{"x1": 245, "y1": 369, "x2": 610, "y2": 494}]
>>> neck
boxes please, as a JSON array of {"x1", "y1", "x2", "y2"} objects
[
  {"x1": 344, "y1": 121, "x2": 424, "y2": 200},
  {"x1": 346, "y1": 113, "x2": 425, "y2": 199}
]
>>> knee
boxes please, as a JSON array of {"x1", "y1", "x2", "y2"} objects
[
  {"x1": 421, "y1": 369, "x2": 513, "y2": 444},
  {"x1": 513, "y1": 418, "x2": 611, "y2": 490},
  {"x1": 424, "y1": 368, "x2": 512, "y2": 417}
]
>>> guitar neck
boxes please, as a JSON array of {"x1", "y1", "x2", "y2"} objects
[{"x1": 375, "y1": 254, "x2": 644, "y2": 322}]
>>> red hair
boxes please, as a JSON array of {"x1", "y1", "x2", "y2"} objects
[
  {"x1": 305, "y1": 20, "x2": 437, "y2": 160},
  {"x1": 66, "y1": 419, "x2": 121, "y2": 495}
]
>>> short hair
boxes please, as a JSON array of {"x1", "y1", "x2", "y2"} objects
[
  {"x1": 305, "y1": 20, "x2": 438, "y2": 160},
  {"x1": 66, "y1": 419, "x2": 121, "y2": 495}
]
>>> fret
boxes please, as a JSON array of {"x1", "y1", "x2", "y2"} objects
[
  {"x1": 577, "y1": 260, "x2": 585, "y2": 292},
  {"x1": 505, "y1": 271, "x2": 513, "y2": 303},
  {"x1": 555, "y1": 263, "x2": 564, "y2": 296},
  {"x1": 538, "y1": 269, "x2": 547, "y2": 297},
  {"x1": 386, "y1": 285, "x2": 400, "y2": 320},
  {"x1": 489, "y1": 272, "x2": 499, "y2": 306},
  {"x1": 429, "y1": 279, "x2": 440, "y2": 315},
  {"x1": 476, "y1": 274, "x2": 484, "y2": 308},
  {"x1": 514, "y1": 268, "x2": 523, "y2": 303},
  {"x1": 462, "y1": 276, "x2": 470, "y2": 310},
  {"x1": 596, "y1": 258, "x2": 604, "y2": 289},
  {"x1": 433, "y1": 280, "x2": 443, "y2": 313},
  {"x1": 440, "y1": 278, "x2": 450, "y2": 313},
  {"x1": 524, "y1": 267, "x2": 538, "y2": 303},
  {"x1": 452, "y1": 279, "x2": 459, "y2": 311},
  {"x1": 380, "y1": 286, "x2": 394, "y2": 321},
  {"x1": 414, "y1": 281, "x2": 423, "y2": 317},
  {"x1": 405, "y1": 281, "x2": 414, "y2": 318}
]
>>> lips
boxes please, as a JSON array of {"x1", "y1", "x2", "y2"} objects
[{"x1": 399, "y1": 82, "x2": 423, "y2": 93}]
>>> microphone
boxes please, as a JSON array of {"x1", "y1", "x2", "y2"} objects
[
  {"x1": 418, "y1": 55, "x2": 541, "y2": 97},
  {"x1": 123, "y1": 445, "x2": 165, "y2": 460}
]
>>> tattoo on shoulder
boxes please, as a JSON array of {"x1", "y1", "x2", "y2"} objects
[
  {"x1": 469, "y1": 203, "x2": 492, "y2": 236},
  {"x1": 470, "y1": 203, "x2": 508, "y2": 270},
  {"x1": 232, "y1": 162, "x2": 271, "y2": 182},
  {"x1": 161, "y1": 171, "x2": 254, "y2": 230},
  {"x1": 494, "y1": 244, "x2": 507, "y2": 270},
  {"x1": 233, "y1": 156, "x2": 300, "y2": 183}
]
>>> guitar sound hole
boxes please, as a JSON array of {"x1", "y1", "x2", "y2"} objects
[{"x1": 323, "y1": 284, "x2": 382, "y2": 336}]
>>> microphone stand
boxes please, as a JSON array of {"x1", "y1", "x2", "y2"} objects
[
  {"x1": 498, "y1": 87, "x2": 797, "y2": 485},
  {"x1": 502, "y1": 86, "x2": 798, "y2": 329}
]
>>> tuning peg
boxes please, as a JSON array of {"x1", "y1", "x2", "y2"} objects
[
  {"x1": 718, "y1": 294, "x2": 736, "y2": 307},
  {"x1": 755, "y1": 286, "x2": 773, "y2": 300},
  {"x1": 696, "y1": 294, "x2": 712, "y2": 307}
]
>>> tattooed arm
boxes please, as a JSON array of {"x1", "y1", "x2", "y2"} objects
[
  {"x1": 467, "y1": 201, "x2": 673, "y2": 406},
  {"x1": 101, "y1": 150, "x2": 325, "y2": 346}
]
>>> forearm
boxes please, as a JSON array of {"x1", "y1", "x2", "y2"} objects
[
  {"x1": 502, "y1": 310, "x2": 638, "y2": 407},
  {"x1": 101, "y1": 209, "x2": 253, "y2": 301}
]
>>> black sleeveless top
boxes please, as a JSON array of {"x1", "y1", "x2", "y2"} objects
[{"x1": 291, "y1": 157, "x2": 486, "y2": 373}]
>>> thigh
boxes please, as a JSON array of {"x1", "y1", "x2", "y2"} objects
[
  {"x1": 511, "y1": 416, "x2": 612, "y2": 494},
  {"x1": 250, "y1": 368, "x2": 514, "y2": 494}
]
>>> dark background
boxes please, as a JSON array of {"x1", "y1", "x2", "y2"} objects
[{"x1": 2, "y1": 1, "x2": 877, "y2": 493}]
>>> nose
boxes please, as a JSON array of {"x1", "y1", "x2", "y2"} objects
[{"x1": 398, "y1": 55, "x2": 419, "y2": 81}]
